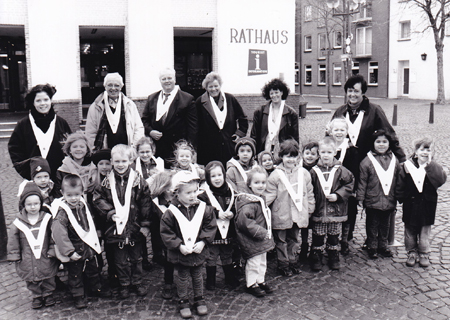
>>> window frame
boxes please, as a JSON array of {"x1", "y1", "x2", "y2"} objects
[
  {"x1": 399, "y1": 20, "x2": 411, "y2": 41},
  {"x1": 333, "y1": 63, "x2": 341, "y2": 85},
  {"x1": 318, "y1": 33, "x2": 327, "y2": 59},
  {"x1": 333, "y1": 31, "x2": 342, "y2": 49},
  {"x1": 304, "y1": 35, "x2": 312, "y2": 52},
  {"x1": 304, "y1": 5, "x2": 312, "y2": 22},
  {"x1": 368, "y1": 61, "x2": 379, "y2": 86},
  {"x1": 304, "y1": 65, "x2": 312, "y2": 86},
  {"x1": 355, "y1": 27, "x2": 372, "y2": 56},
  {"x1": 352, "y1": 61, "x2": 360, "y2": 76},
  {"x1": 318, "y1": 64, "x2": 326, "y2": 86}
]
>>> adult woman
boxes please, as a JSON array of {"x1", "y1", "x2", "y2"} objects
[
  {"x1": 251, "y1": 78, "x2": 299, "y2": 159},
  {"x1": 196, "y1": 72, "x2": 248, "y2": 166},
  {"x1": 85, "y1": 72, "x2": 144, "y2": 151},
  {"x1": 8, "y1": 84, "x2": 72, "y2": 181}
]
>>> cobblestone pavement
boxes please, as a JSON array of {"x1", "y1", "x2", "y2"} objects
[{"x1": 0, "y1": 98, "x2": 449, "y2": 320}]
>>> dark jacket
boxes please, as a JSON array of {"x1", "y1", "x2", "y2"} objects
[
  {"x1": 332, "y1": 96, "x2": 406, "y2": 168},
  {"x1": 396, "y1": 158, "x2": 447, "y2": 227},
  {"x1": 7, "y1": 210, "x2": 58, "y2": 281},
  {"x1": 234, "y1": 193, "x2": 275, "y2": 259},
  {"x1": 160, "y1": 199, "x2": 217, "y2": 267},
  {"x1": 8, "y1": 114, "x2": 72, "y2": 181},
  {"x1": 196, "y1": 92, "x2": 248, "y2": 166},
  {"x1": 92, "y1": 168, "x2": 151, "y2": 243},
  {"x1": 310, "y1": 159, "x2": 354, "y2": 223},
  {"x1": 250, "y1": 102, "x2": 299, "y2": 154},
  {"x1": 357, "y1": 151, "x2": 401, "y2": 211},
  {"x1": 141, "y1": 88, "x2": 197, "y2": 167}
]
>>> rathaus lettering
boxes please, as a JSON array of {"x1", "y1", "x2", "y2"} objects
[{"x1": 230, "y1": 29, "x2": 288, "y2": 44}]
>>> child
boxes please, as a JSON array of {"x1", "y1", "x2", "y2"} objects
[
  {"x1": 235, "y1": 166, "x2": 275, "y2": 298},
  {"x1": 198, "y1": 161, "x2": 240, "y2": 290},
  {"x1": 257, "y1": 151, "x2": 275, "y2": 176},
  {"x1": 172, "y1": 139, "x2": 205, "y2": 180},
  {"x1": 92, "y1": 144, "x2": 151, "y2": 299},
  {"x1": 160, "y1": 171, "x2": 216, "y2": 318},
  {"x1": 357, "y1": 130, "x2": 401, "y2": 259},
  {"x1": 134, "y1": 136, "x2": 164, "y2": 183},
  {"x1": 396, "y1": 137, "x2": 447, "y2": 267},
  {"x1": 227, "y1": 137, "x2": 257, "y2": 193},
  {"x1": 51, "y1": 174, "x2": 109, "y2": 309},
  {"x1": 55, "y1": 131, "x2": 96, "y2": 197},
  {"x1": 148, "y1": 171, "x2": 175, "y2": 299},
  {"x1": 327, "y1": 117, "x2": 359, "y2": 255},
  {"x1": 265, "y1": 140, "x2": 315, "y2": 276},
  {"x1": 7, "y1": 182, "x2": 58, "y2": 309},
  {"x1": 309, "y1": 137, "x2": 354, "y2": 271}
]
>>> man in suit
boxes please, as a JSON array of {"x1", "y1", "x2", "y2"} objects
[{"x1": 142, "y1": 68, "x2": 197, "y2": 168}]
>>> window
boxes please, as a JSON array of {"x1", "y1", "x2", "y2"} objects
[
  {"x1": 318, "y1": 64, "x2": 326, "y2": 85},
  {"x1": 352, "y1": 61, "x2": 360, "y2": 75},
  {"x1": 356, "y1": 27, "x2": 372, "y2": 56},
  {"x1": 304, "y1": 5, "x2": 312, "y2": 22},
  {"x1": 368, "y1": 61, "x2": 378, "y2": 85},
  {"x1": 304, "y1": 35, "x2": 312, "y2": 52},
  {"x1": 318, "y1": 33, "x2": 327, "y2": 59},
  {"x1": 333, "y1": 63, "x2": 341, "y2": 85},
  {"x1": 295, "y1": 62, "x2": 299, "y2": 85},
  {"x1": 355, "y1": 1, "x2": 372, "y2": 19},
  {"x1": 304, "y1": 65, "x2": 312, "y2": 85},
  {"x1": 399, "y1": 21, "x2": 411, "y2": 40},
  {"x1": 333, "y1": 31, "x2": 342, "y2": 48}
]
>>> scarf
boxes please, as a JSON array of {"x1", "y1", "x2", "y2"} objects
[{"x1": 30, "y1": 106, "x2": 56, "y2": 132}]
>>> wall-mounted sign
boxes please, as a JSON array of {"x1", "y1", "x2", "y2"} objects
[{"x1": 248, "y1": 49, "x2": 268, "y2": 76}]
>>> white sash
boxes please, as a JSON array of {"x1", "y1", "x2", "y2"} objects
[
  {"x1": 152, "y1": 197, "x2": 169, "y2": 215},
  {"x1": 277, "y1": 167, "x2": 304, "y2": 212},
  {"x1": 229, "y1": 158, "x2": 248, "y2": 183},
  {"x1": 204, "y1": 183, "x2": 235, "y2": 239},
  {"x1": 313, "y1": 165, "x2": 339, "y2": 197},
  {"x1": 345, "y1": 110, "x2": 364, "y2": 146},
  {"x1": 103, "y1": 91, "x2": 123, "y2": 134},
  {"x1": 29, "y1": 113, "x2": 56, "y2": 159},
  {"x1": 404, "y1": 160, "x2": 427, "y2": 193},
  {"x1": 52, "y1": 198, "x2": 101, "y2": 254},
  {"x1": 267, "y1": 101, "x2": 285, "y2": 144},
  {"x1": 135, "y1": 156, "x2": 164, "y2": 177},
  {"x1": 169, "y1": 201, "x2": 206, "y2": 251},
  {"x1": 209, "y1": 92, "x2": 227, "y2": 130},
  {"x1": 248, "y1": 194, "x2": 272, "y2": 239},
  {"x1": 336, "y1": 138, "x2": 349, "y2": 163},
  {"x1": 367, "y1": 152, "x2": 396, "y2": 196},
  {"x1": 13, "y1": 214, "x2": 51, "y2": 259},
  {"x1": 109, "y1": 169, "x2": 136, "y2": 235},
  {"x1": 156, "y1": 86, "x2": 179, "y2": 121}
]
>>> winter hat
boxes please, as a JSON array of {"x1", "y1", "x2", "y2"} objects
[
  {"x1": 30, "y1": 156, "x2": 51, "y2": 179},
  {"x1": 205, "y1": 161, "x2": 228, "y2": 195},
  {"x1": 92, "y1": 148, "x2": 112, "y2": 166},
  {"x1": 235, "y1": 136, "x2": 256, "y2": 156},
  {"x1": 171, "y1": 170, "x2": 200, "y2": 192},
  {"x1": 19, "y1": 182, "x2": 43, "y2": 208}
]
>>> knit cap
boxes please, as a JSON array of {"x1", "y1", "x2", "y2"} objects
[
  {"x1": 171, "y1": 170, "x2": 200, "y2": 192},
  {"x1": 92, "y1": 148, "x2": 112, "y2": 166},
  {"x1": 19, "y1": 182, "x2": 43, "y2": 208},
  {"x1": 30, "y1": 156, "x2": 51, "y2": 179},
  {"x1": 235, "y1": 136, "x2": 256, "y2": 156}
]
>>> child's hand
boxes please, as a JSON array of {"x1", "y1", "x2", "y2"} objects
[
  {"x1": 326, "y1": 194, "x2": 338, "y2": 202},
  {"x1": 180, "y1": 244, "x2": 192, "y2": 255},
  {"x1": 226, "y1": 211, "x2": 234, "y2": 219},
  {"x1": 218, "y1": 211, "x2": 228, "y2": 220},
  {"x1": 97, "y1": 230, "x2": 102, "y2": 238},
  {"x1": 70, "y1": 252, "x2": 82, "y2": 261},
  {"x1": 150, "y1": 130, "x2": 163, "y2": 141},
  {"x1": 111, "y1": 214, "x2": 119, "y2": 221},
  {"x1": 192, "y1": 241, "x2": 205, "y2": 254},
  {"x1": 140, "y1": 227, "x2": 150, "y2": 237}
]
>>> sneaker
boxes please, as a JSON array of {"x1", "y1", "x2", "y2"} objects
[
  {"x1": 388, "y1": 239, "x2": 403, "y2": 247},
  {"x1": 161, "y1": 284, "x2": 173, "y2": 300},
  {"x1": 419, "y1": 254, "x2": 430, "y2": 268},
  {"x1": 179, "y1": 299, "x2": 192, "y2": 319},
  {"x1": 44, "y1": 294, "x2": 56, "y2": 307},
  {"x1": 31, "y1": 297, "x2": 43, "y2": 309},
  {"x1": 120, "y1": 286, "x2": 130, "y2": 299},
  {"x1": 406, "y1": 251, "x2": 416, "y2": 267},
  {"x1": 246, "y1": 284, "x2": 265, "y2": 298},
  {"x1": 377, "y1": 248, "x2": 393, "y2": 258},
  {"x1": 132, "y1": 284, "x2": 148, "y2": 296},
  {"x1": 368, "y1": 249, "x2": 379, "y2": 260},
  {"x1": 194, "y1": 297, "x2": 208, "y2": 316},
  {"x1": 309, "y1": 250, "x2": 323, "y2": 271},
  {"x1": 258, "y1": 283, "x2": 273, "y2": 294},
  {"x1": 277, "y1": 267, "x2": 293, "y2": 277},
  {"x1": 74, "y1": 296, "x2": 87, "y2": 309}
]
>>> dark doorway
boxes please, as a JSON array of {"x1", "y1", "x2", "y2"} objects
[
  {"x1": 403, "y1": 68, "x2": 409, "y2": 95},
  {"x1": 174, "y1": 28, "x2": 212, "y2": 99},
  {"x1": 79, "y1": 27, "x2": 125, "y2": 104}
]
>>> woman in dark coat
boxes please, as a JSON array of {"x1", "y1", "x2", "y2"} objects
[
  {"x1": 250, "y1": 78, "x2": 299, "y2": 160},
  {"x1": 8, "y1": 84, "x2": 72, "y2": 181},
  {"x1": 196, "y1": 72, "x2": 248, "y2": 167}
]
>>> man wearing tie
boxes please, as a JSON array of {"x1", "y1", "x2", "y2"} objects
[{"x1": 142, "y1": 68, "x2": 197, "y2": 168}]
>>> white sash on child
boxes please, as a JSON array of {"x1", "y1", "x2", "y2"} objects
[
  {"x1": 103, "y1": 91, "x2": 122, "y2": 134},
  {"x1": 204, "y1": 183, "x2": 235, "y2": 239},
  {"x1": 404, "y1": 160, "x2": 427, "y2": 193},
  {"x1": 29, "y1": 113, "x2": 56, "y2": 159},
  {"x1": 152, "y1": 197, "x2": 169, "y2": 215},
  {"x1": 313, "y1": 165, "x2": 339, "y2": 197},
  {"x1": 109, "y1": 169, "x2": 136, "y2": 235},
  {"x1": 276, "y1": 167, "x2": 303, "y2": 212},
  {"x1": 169, "y1": 201, "x2": 206, "y2": 251},
  {"x1": 248, "y1": 194, "x2": 272, "y2": 239},
  {"x1": 229, "y1": 158, "x2": 248, "y2": 183},
  {"x1": 345, "y1": 111, "x2": 364, "y2": 146},
  {"x1": 336, "y1": 138, "x2": 349, "y2": 163},
  {"x1": 52, "y1": 198, "x2": 101, "y2": 254},
  {"x1": 135, "y1": 156, "x2": 164, "y2": 177},
  {"x1": 13, "y1": 214, "x2": 51, "y2": 259},
  {"x1": 367, "y1": 152, "x2": 396, "y2": 196}
]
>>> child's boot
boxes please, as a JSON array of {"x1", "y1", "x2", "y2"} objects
[
  {"x1": 419, "y1": 253, "x2": 430, "y2": 267},
  {"x1": 74, "y1": 296, "x2": 87, "y2": 309},
  {"x1": 161, "y1": 284, "x2": 173, "y2": 300},
  {"x1": 31, "y1": 297, "x2": 43, "y2": 309},
  {"x1": 44, "y1": 294, "x2": 56, "y2": 307},
  {"x1": 406, "y1": 251, "x2": 417, "y2": 267},
  {"x1": 299, "y1": 243, "x2": 309, "y2": 261},
  {"x1": 340, "y1": 224, "x2": 350, "y2": 255},
  {"x1": 179, "y1": 299, "x2": 192, "y2": 318},
  {"x1": 222, "y1": 264, "x2": 240, "y2": 289},
  {"x1": 328, "y1": 250, "x2": 340, "y2": 270},
  {"x1": 194, "y1": 296, "x2": 208, "y2": 316},
  {"x1": 309, "y1": 250, "x2": 323, "y2": 271},
  {"x1": 205, "y1": 266, "x2": 216, "y2": 290}
]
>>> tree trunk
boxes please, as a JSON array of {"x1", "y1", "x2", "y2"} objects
[
  {"x1": 435, "y1": 41, "x2": 446, "y2": 104},
  {"x1": 327, "y1": 49, "x2": 332, "y2": 103}
]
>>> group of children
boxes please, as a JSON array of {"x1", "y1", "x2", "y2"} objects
[{"x1": 7, "y1": 116, "x2": 447, "y2": 318}]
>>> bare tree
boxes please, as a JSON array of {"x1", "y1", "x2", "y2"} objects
[{"x1": 406, "y1": 0, "x2": 450, "y2": 104}]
